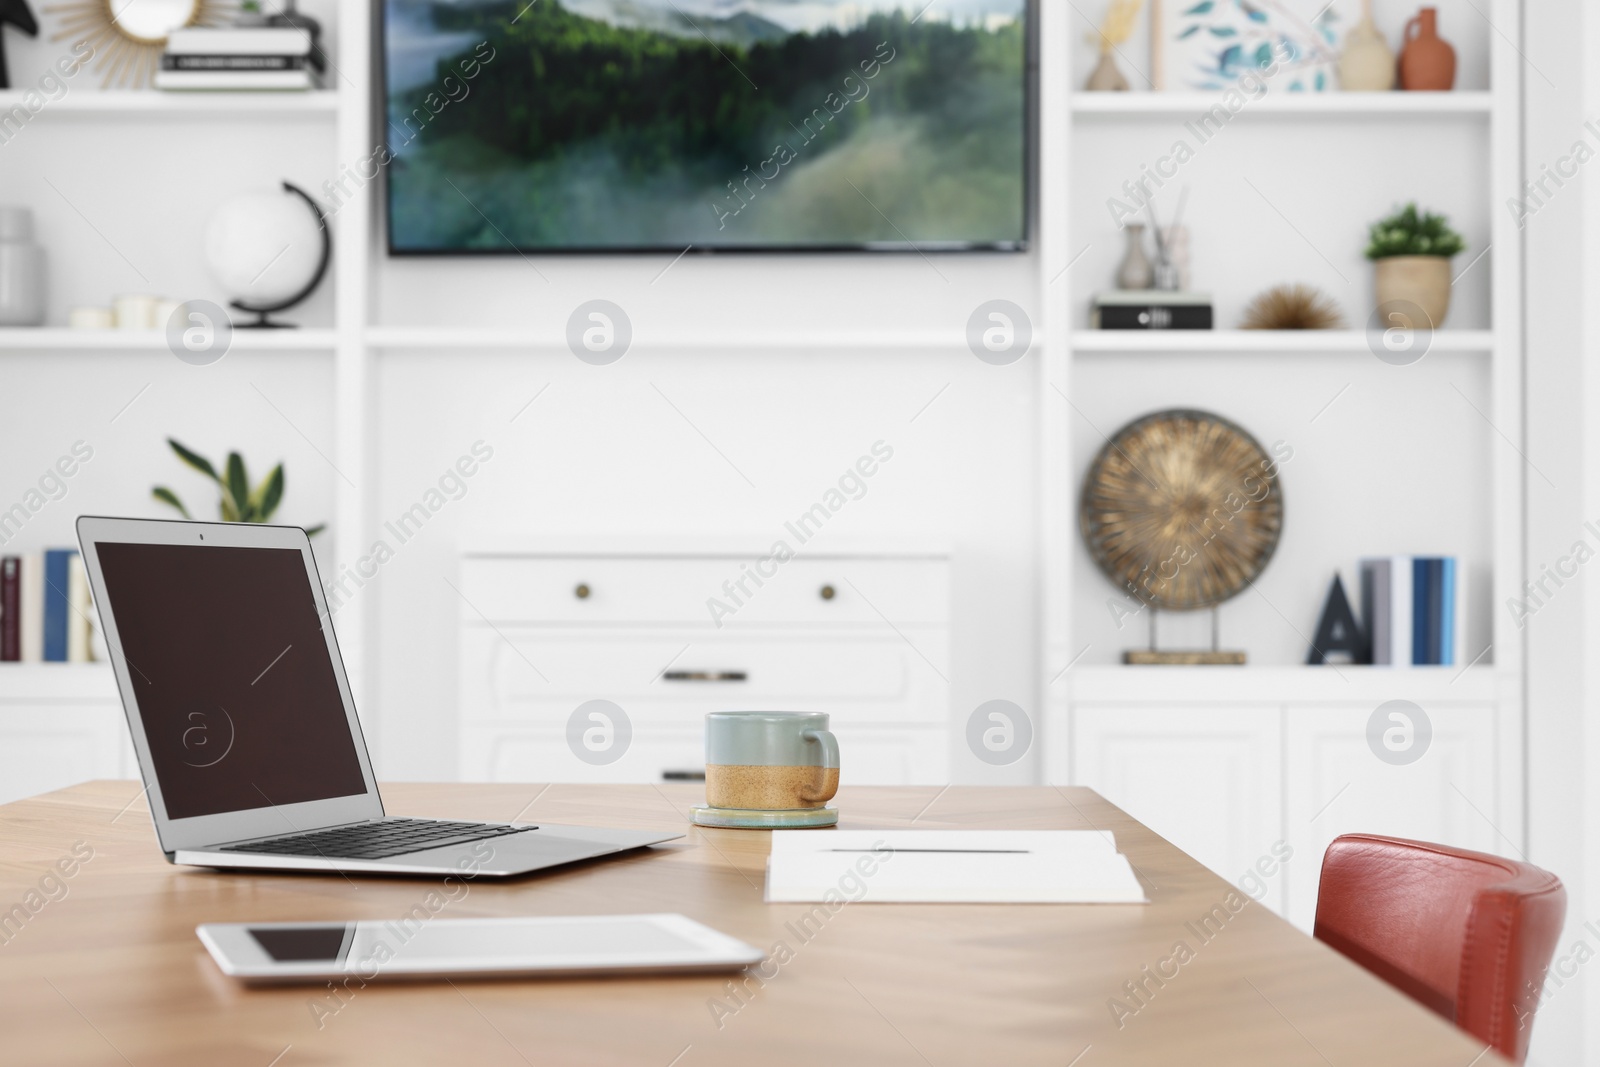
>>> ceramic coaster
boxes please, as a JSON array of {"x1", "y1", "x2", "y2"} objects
[{"x1": 691, "y1": 805, "x2": 839, "y2": 829}]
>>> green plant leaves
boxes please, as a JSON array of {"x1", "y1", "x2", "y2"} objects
[
  {"x1": 254, "y1": 465, "x2": 285, "y2": 521},
  {"x1": 151, "y1": 487, "x2": 190, "y2": 518},
  {"x1": 1365, "y1": 202, "x2": 1466, "y2": 260},
  {"x1": 225, "y1": 452, "x2": 251, "y2": 523},
  {"x1": 168, "y1": 438, "x2": 219, "y2": 482},
  {"x1": 159, "y1": 441, "x2": 320, "y2": 530}
]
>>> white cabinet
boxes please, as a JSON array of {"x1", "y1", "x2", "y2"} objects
[
  {"x1": 1074, "y1": 705, "x2": 1284, "y2": 912},
  {"x1": 457, "y1": 541, "x2": 951, "y2": 786},
  {"x1": 0, "y1": 666, "x2": 132, "y2": 806},
  {"x1": 1282, "y1": 701, "x2": 1500, "y2": 930},
  {"x1": 1065, "y1": 667, "x2": 1509, "y2": 928}
]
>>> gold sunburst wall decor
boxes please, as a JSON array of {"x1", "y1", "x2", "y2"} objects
[
  {"x1": 1080, "y1": 409, "x2": 1286, "y2": 612},
  {"x1": 48, "y1": 0, "x2": 233, "y2": 88}
]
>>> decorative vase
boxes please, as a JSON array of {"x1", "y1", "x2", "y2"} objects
[
  {"x1": 1374, "y1": 255, "x2": 1452, "y2": 328},
  {"x1": 1339, "y1": 0, "x2": 1396, "y2": 91},
  {"x1": 0, "y1": 206, "x2": 45, "y2": 327},
  {"x1": 1398, "y1": 7, "x2": 1455, "y2": 91},
  {"x1": 1117, "y1": 224, "x2": 1154, "y2": 290},
  {"x1": 1086, "y1": 52, "x2": 1130, "y2": 92}
]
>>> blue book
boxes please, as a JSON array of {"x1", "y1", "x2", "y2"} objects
[
  {"x1": 42, "y1": 549, "x2": 75, "y2": 662},
  {"x1": 1440, "y1": 558, "x2": 1456, "y2": 667},
  {"x1": 1411, "y1": 558, "x2": 1429, "y2": 665}
]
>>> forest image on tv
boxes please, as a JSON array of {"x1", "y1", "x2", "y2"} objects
[{"x1": 384, "y1": 0, "x2": 1028, "y2": 251}]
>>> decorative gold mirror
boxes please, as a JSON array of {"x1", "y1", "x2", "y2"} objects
[
  {"x1": 1080, "y1": 409, "x2": 1285, "y2": 663},
  {"x1": 49, "y1": 0, "x2": 231, "y2": 87}
]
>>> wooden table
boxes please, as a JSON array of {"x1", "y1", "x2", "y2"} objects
[{"x1": 0, "y1": 782, "x2": 1508, "y2": 1066}]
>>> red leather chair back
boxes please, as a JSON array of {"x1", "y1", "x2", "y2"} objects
[{"x1": 1314, "y1": 834, "x2": 1566, "y2": 1064}]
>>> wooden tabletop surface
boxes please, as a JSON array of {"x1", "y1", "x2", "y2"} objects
[{"x1": 0, "y1": 781, "x2": 1508, "y2": 1067}]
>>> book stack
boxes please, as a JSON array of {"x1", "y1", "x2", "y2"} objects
[
  {"x1": 0, "y1": 550, "x2": 102, "y2": 663},
  {"x1": 1359, "y1": 557, "x2": 1465, "y2": 667},
  {"x1": 156, "y1": 27, "x2": 318, "y2": 91},
  {"x1": 1090, "y1": 291, "x2": 1214, "y2": 330}
]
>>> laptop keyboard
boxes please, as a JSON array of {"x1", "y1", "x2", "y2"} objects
[{"x1": 220, "y1": 818, "x2": 536, "y2": 860}]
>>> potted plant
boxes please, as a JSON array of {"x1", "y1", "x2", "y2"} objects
[
  {"x1": 1364, "y1": 203, "x2": 1466, "y2": 329},
  {"x1": 152, "y1": 438, "x2": 324, "y2": 533}
]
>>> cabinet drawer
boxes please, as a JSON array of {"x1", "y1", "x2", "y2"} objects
[
  {"x1": 458, "y1": 557, "x2": 948, "y2": 626},
  {"x1": 459, "y1": 628, "x2": 949, "y2": 724},
  {"x1": 460, "y1": 724, "x2": 948, "y2": 786}
]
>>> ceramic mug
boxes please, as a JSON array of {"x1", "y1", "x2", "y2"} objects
[{"x1": 704, "y1": 711, "x2": 839, "y2": 810}]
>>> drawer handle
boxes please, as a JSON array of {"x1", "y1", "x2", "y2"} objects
[
  {"x1": 662, "y1": 671, "x2": 748, "y2": 683},
  {"x1": 574, "y1": 583, "x2": 591, "y2": 599},
  {"x1": 662, "y1": 769, "x2": 706, "y2": 782},
  {"x1": 820, "y1": 584, "x2": 836, "y2": 601}
]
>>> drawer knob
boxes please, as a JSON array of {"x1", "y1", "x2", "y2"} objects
[
  {"x1": 819, "y1": 584, "x2": 836, "y2": 601},
  {"x1": 574, "y1": 583, "x2": 591, "y2": 600}
]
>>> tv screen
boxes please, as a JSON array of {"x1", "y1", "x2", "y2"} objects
[{"x1": 381, "y1": 0, "x2": 1032, "y2": 254}]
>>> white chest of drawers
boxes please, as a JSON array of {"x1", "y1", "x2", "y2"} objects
[{"x1": 457, "y1": 537, "x2": 951, "y2": 785}]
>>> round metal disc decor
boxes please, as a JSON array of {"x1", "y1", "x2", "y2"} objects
[{"x1": 1080, "y1": 409, "x2": 1284, "y2": 611}]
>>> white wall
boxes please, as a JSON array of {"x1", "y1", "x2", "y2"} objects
[{"x1": 1524, "y1": 0, "x2": 1592, "y2": 1063}]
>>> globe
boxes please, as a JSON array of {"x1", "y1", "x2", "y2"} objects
[{"x1": 202, "y1": 187, "x2": 326, "y2": 310}]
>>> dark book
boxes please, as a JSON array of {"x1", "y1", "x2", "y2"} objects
[
  {"x1": 161, "y1": 54, "x2": 308, "y2": 71},
  {"x1": 1426, "y1": 558, "x2": 1445, "y2": 665},
  {"x1": 1411, "y1": 558, "x2": 1429, "y2": 665},
  {"x1": 0, "y1": 557, "x2": 18, "y2": 661}
]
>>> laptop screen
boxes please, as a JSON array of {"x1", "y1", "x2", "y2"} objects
[{"x1": 95, "y1": 542, "x2": 368, "y2": 821}]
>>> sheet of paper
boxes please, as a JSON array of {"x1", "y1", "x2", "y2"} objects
[{"x1": 764, "y1": 830, "x2": 1148, "y2": 904}]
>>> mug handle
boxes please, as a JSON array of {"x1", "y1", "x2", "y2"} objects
[{"x1": 798, "y1": 729, "x2": 839, "y2": 803}]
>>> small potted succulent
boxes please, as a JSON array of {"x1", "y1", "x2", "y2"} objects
[{"x1": 1364, "y1": 203, "x2": 1466, "y2": 329}]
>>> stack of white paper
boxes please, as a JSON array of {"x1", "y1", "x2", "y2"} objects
[{"x1": 764, "y1": 830, "x2": 1148, "y2": 904}]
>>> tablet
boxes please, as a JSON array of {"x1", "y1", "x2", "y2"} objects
[{"x1": 198, "y1": 914, "x2": 764, "y2": 984}]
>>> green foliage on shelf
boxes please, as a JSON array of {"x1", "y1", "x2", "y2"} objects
[
  {"x1": 1364, "y1": 202, "x2": 1466, "y2": 260},
  {"x1": 153, "y1": 438, "x2": 324, "y2": 535}
]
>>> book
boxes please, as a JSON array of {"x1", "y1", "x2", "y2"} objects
[
  {"x1": 0, "y1": 557, "x2": 17, "y2": 661},
  {"x1": 1360, "y1": 558, "x2": 1392, "y2": 666},
  {"x1": 1389, "y1": 554, "x2": 1413, "y2": 668},
  {"x1": 1090, "y1": 291, "x2": 1214, "y2": 330},
  {"x1": 42, "y1": 549, "x2": 74, "y2": 662},
  {"x1": 1446, "y1": 559, "x2": 1459, "y2": 668},
  {"x1": 154, "y1": 69, "x2": 316, "y2": 90},
  {"x1": 164, "y1": 27, "x2": 313, "y2": 55},
  {"x1": 67, "y1": 554, "x2": 92, "y2": 663},
  {"x1": 161, "y1": 55, "x2": 310, "y2": 71},
  {"x1": 19, "y1": 552, "x2": 41, "y2": 662}
]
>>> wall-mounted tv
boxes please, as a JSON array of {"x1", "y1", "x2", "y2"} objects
[{"x1": 381, "y1": 0, "x2": 1032, "y2": 254}]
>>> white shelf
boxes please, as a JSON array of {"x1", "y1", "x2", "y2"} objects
[
  {"x1": 0, "y1": 328, "x2": 337, "y2": 351},
  {"x1": 0, "y1": 664, "x2": 118, "y2": 702},
  {"x1": 1068, "y1": 665, "x2": 1498, "y2": 704},
  {"x1": 1071, "y1": 329, "x2": 1494, "y2": 354},
  {"x1": 365, "y1": 327, "x2": 1012, "y2": 352},
  {"x1": 1072, "y1": 91, "x2": 1492, "y2": 118},
  {"x1": 0, "y1": 90, "x2": 340, "y2": 117}
]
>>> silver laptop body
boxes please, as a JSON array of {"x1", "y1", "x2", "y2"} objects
[{"x1": 76, "y1": 515, "x2": 680, "y2": 876}]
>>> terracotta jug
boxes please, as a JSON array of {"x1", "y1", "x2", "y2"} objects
[{"x1": 1398, "y1": 7, "x2": 1455, "y2": 90}]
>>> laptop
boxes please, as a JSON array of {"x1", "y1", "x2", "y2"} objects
[{"x1": 76, "y1": 516, "x2": 682, "y2": 876}]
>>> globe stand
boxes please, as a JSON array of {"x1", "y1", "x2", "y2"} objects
[{"x1": 230, "y1": 181, "x2": 331, "y2": 329}]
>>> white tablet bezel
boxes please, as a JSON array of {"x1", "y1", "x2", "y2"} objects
[
  {"x1": 197, "y1": 915, "x2": 766, "y2": 982},
  {"x1": 76, "y1": 516, "x2": 383, "y2": 855}
]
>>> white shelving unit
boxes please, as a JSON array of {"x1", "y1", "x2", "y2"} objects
[
  {"x1": 0, "y1": 327, "x2": 336, "y2": 351},
  {"x1": 1070, "y1": 328, "x2": 1493, "y2": 354},
  {"x1": 1071, "y1": 90, "x2": 1492, "y2": 116},
  {"x1": 1042, "y1": 0, "x2": 1527, "y2": 920},
  {"x1": 0, "y1": 89, "x2": 339, "y2": 116}
]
